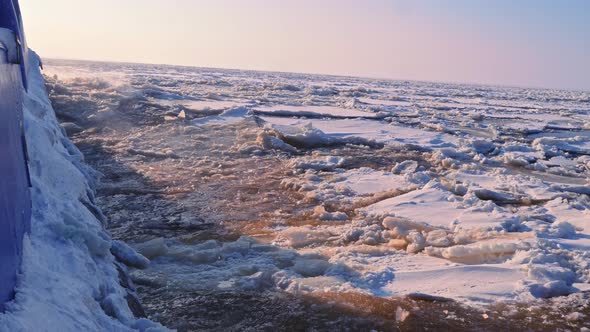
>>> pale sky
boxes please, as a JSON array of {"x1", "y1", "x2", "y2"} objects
[{"x1": 20, "y1": 0, "x2": 590, "y2": 91}]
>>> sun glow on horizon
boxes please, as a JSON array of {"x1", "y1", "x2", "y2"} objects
[{"x1": 20, "y1": 0, "x2": 590, "y2": 91}]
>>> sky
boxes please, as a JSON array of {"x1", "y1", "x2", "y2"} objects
[{"x1": 19, "y1": 0, "x2": 590, "y2": 91}]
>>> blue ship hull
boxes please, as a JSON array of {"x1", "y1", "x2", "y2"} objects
[{"x1": 0, "y1": 0, "x2": 31, "y2": 310}]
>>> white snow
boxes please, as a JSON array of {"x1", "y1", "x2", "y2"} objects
[
  {"x1": 333, "y1": 168, "x2": 410, "y2": 195},
  {"x1": 362, "y1": 182, "x2": 512, "y2": 229},
  {"x1": 182, "y1": 99, "x2": 247, "y2": 112},
  {"x1": 38, "y1": 58, "x2": 590, "y2": 319}
]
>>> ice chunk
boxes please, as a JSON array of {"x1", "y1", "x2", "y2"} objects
[
  {"x1": 335, "y1": 167, "x2": 411, "y2": 195},
  {"x1": 313, "y1": 205, "x2": 348, "y2": 221},
  {"x1": 471, "y1": 140, "x2": 495, "y2": 154},
  {"x1": 290, "y1": 156, "x2": 347, "y2": 171},
  {"x1": 280, "y1": 227, "x2": 334, "y2": 248},
  {"x1": 272, "y1": 122, "x2": 380, "y2": 148},
  {"x1": 253, "y1": 104, "x2": 383, "y2": 119},
  {"x1": 292, "y1": 258, "x2": 330, "y2": 277},
  {"x1": 391, "y1": 160, "x2": 419, "y2": 175},
  {"x1": 256, "y1": 131, "x2": 298, "y2": 153},
  {"x1": 424, "y1": 240, "x2": 530, "y2": 264},
  {"x1": 191, "y1": 106, "x2": 251, "y2": 125},
  {"x1": 364, "y1": 185, "x2": 508, "y2": 229},
  {"x1": 134, "y1": 238, "x2": 169, "y2": 259},
  {"x1": 111, "y1": 240, "x2": 150, "y2": 269},
  {"x1": 406, "y1": 231, "x2": 426, "y2": 253},
  {"x1": 529, "y1": 280, "x2": 573, "y2": 298}
]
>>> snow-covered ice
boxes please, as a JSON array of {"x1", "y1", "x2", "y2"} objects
[
  {"x1": 39, "y1": 58, "x2": 590, "y2": 330},
  {"x1": 253, "y1": 104, "x2": 385, "y2": 119}
]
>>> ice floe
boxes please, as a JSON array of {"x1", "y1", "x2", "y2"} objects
[{"x1": 40, "y1": 58, "x2": 590, "y2": 325}]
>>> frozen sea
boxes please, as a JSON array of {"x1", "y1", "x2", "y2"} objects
[{"x1": 44, "y1": 59, "x2": 590, "y2": 330}]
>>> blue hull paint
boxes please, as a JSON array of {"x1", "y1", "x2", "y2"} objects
[{"x1": 0, "y1": 0, "x2": 31, "y2": 310}]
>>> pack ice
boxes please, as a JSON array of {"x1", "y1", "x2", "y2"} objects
[{"x1": 41, "y1": 59, "x2": 590, "y2": 321}]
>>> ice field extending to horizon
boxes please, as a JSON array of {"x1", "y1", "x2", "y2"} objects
[{"x1": 43, "y1": 59, "x2": 590, "y2": 329}]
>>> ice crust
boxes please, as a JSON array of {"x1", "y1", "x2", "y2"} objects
[{"x1": 0, "y1": 54, "x2": 167, "y2": 332}]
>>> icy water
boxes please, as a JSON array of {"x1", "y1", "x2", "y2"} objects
[{"x1": 45, "y1": 59, "x2": 590, "y2": 331}]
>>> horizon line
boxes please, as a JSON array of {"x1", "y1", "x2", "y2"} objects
[{"x1": 42, "y1": 55, "x2": 590, "y2": 94}]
